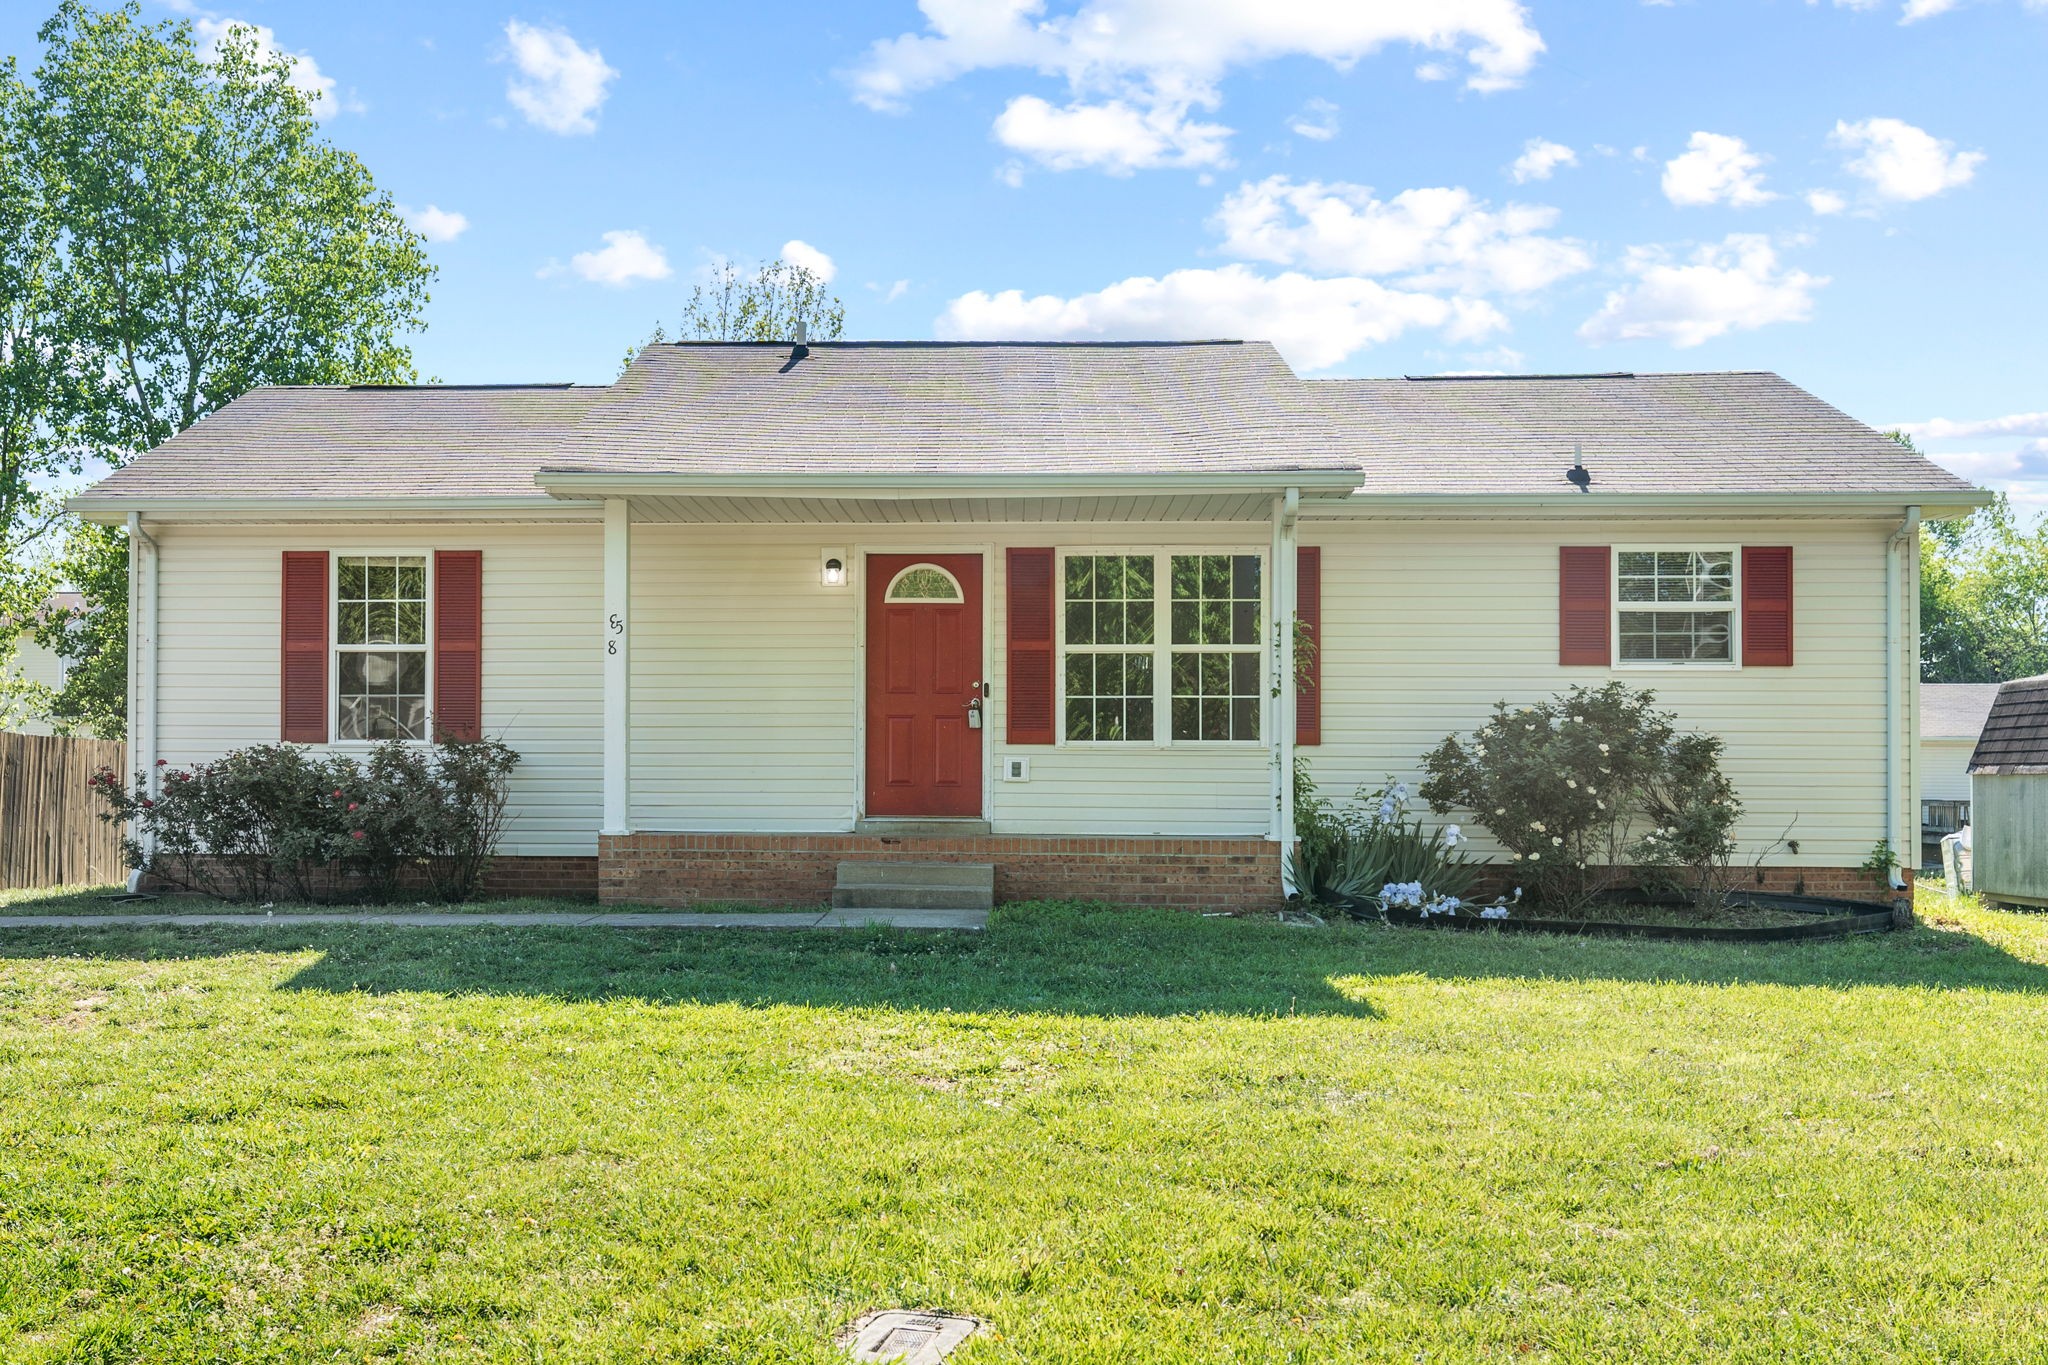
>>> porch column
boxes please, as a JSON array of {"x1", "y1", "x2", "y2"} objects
[
  {"x1": 128, "y1": 512, "x2": 160, "y2": 874},
  {"x1": 602, "y1": 498, "x2": 631, "y2": 835},
  {"x1": 1271, "y1": 488, "x2": 1300, "y2": 854}
]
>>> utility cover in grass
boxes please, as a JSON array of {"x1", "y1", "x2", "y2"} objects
[{"x1": 840, "y1": 1310, "x2": 984, "y2": 1363}]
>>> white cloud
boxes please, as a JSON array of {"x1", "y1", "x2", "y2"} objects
[
  {"x1": 1212, "y1": 175, "x2": 1592, "y2": 296},
  {"x1": 848, "y1": 0, "x2": 1543, "y2": 173},
  {"x1": 403, "y1": 205, "x2": 469, "y2": 243},
  {"x1": 1578, "y1": 234, "x2": 1826, "y2": 348},
  {"x1": 936, "y1": 264, "x2": 1504, "y2": 372},
  {"x1": 1288, "y1": 98, "x2": 1340, "y2": 141},
  {"x1": 780, "y1": 239, "x2": 837, "y2": 283},
  {"x1": 1901, "y1": 0, "x2": 1963, "y2": 18},
  {"x1": 1894, "y1": 412, "x2": 2048, "y2": 442},
  {"x1": 1509, "y1": 138, "x2": 1576, "y2": 183},
  {"x1": 1805, "y1": 188, "x2": 1848, "y2": 215},
  {"x1": 548, "y1": 230, "x2": 671, "y2": 287},
  {"x1": 1661, "y1": 132, "x2": 1775, "y2": 207},
  {"x1": 193, "y1": 16, "x2": 355, "y2": 120},
  {"x1": 993, "y1": 93, "x2": 1231, "y2": 173},
  {"x1": 501, "y1": 20, "x2": 617, "y2": 136},
  {"x1": 1829, "y1": 117, "x2": 1983, "y2": 202}
]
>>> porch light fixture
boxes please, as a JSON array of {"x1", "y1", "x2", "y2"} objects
[{"x1": 821, "y1": 548, "x2": 847, "y2": 587}]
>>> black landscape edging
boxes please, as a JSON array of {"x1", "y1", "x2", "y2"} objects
[{"x1": 1370, "y1": 892, "x2": 1898, "y2": 942}]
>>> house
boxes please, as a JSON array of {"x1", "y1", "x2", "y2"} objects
[
  {"x1": 67, "y1": 341, "x2": 1988, "y2": 909},
  {"x1": 1966, "y1": 674, "x2": 2048, "y2": 909},
  {"x1": 1, "y1": 592, "x2": 85, "y2": 738},
  {"x1": 1920, "y1": 682, "x2": 2001, "y2": 865}
]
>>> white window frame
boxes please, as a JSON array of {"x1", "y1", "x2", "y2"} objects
[
  {"x1": 1054, "y1": 547, "x2": 1269, "y2": 748},
  {"x1": 883, "y1": 562, "x2": 966, "y2": 602},
  {"x1": 328, "y1": 549, "x2": 435, "y2": 746},
  {"x1": 1611, "y1": 544, "x2": 1741, "y2": 670}
]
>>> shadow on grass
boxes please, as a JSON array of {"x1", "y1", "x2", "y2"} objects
[{"x1": 3, "y1": 901, "x2": 2047, "y2": 1016}]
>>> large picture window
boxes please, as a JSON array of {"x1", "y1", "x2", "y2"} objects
[
  {"x1": 1059, "y1": 551, "x2": 1263, "y2": 743},
  {"x1": 336, "y1": 554, "x2": 430, "y2": 739},
  {"x1": 1616, "y1": 549, "x2": 1736, "y2": 664}
]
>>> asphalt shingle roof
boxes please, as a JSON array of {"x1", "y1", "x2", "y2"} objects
[
  {"x1": 1313, "y1": 371, "x2": 1979, "y2": 496},
  {"x1": 69, "y1": 346, "x2": 1983, "y2": 507},
  {"x1": 1923, "y1": 683, "x2": 2005, "y2": 740},
  {"x1": 73, "y1": 384, "x2": 607, "y2": 503},
  {"x1": 548, "y1": 341, "x2": 1352, "y2": 477},
  {"x1": 1970, "y1": 675, "x2": 2048, "y2": 774}
]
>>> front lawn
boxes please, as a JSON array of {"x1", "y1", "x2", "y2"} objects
[{"x1": 3, "y1": 891, "x2": 2046, "y2": 1361}]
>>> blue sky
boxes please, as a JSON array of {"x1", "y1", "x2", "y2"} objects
[{"x1": 7, "y1": 0, "x2": 2046, "y2": 507}]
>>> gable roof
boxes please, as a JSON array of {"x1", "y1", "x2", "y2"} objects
[
  {"x1": 1924, "y1": 683, "x2": 2004, "y2": 741},
  {"x1": 548, "y1": 341, "x2": 1352, "y2": 478},
  {"x1": 1969, "y1": 675, "x2": 2048, "y2": 774},
  {"x1": 1314, "y1": 371, "x2": 1978, "y2": 497}
]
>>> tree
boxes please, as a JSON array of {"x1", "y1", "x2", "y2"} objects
[
  {"x1": 0, "y1": 58, "x2": 90, "y2": 712},
  {"x1": 1887, "y1": 431, "x2": 2048, "y2": 684},
  {"x1": 623, "y1": 258, "x2": 845, "y2": 373},
  {"x1": 8, "y1": 2, "x2": 435, "y2": 736}
]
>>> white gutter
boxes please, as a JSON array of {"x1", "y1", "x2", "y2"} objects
[
  {"x1": 1317, "y1": 491, "x2": 1993, "y2": 520},
  {"x1": 68, "y1": 495, "x2": 602, "y2": 525},
  {"x1": 1885, "y1": 505, "x2": 1922, "y2": 890},
  {"x1": 535, "y1": 470, "x2": 1366, "y2": 500},
  {"x1": 126, "y1": 512, "x2": 160, "y2": 890}
]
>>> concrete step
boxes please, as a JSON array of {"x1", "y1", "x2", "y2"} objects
[
  {"x1": 836, "y1": 860, "x2": 995, "y2": 890},
  {"x1": 854, "y1": 817, "x2": 993, "y2": 837},
  {"x1": 830, "y1": 883, "x2": 995, "y2": 912}
]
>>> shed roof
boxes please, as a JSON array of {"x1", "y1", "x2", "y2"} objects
[
  {"x1": 1313, "y1": 371, "x2": 1979, "y2": 497},
  {"x1": 1923, "y1": 683, "x2": 2005, "y2": 741},
  {"x1": 1969, "y1": 675, "x2": 2048, "y2": 774}
]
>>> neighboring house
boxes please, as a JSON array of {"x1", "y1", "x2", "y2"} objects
[
  {"x1": 1967, "y1": 675, "x2": 2048, "y2": 909},
  {"x1": 67, "y1": 342, "x2": 1988, "y2": 909},
  {"x1": 1, "y1": 591, "x2": 84, "y2": 738},
  {"x1": 1919, "y1": 682, "x2": 2002, "y2": 866}
]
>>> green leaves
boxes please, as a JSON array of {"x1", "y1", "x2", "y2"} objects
[{"x1": 1921, "y1": 496, "x2": 2048, "y2": 684}]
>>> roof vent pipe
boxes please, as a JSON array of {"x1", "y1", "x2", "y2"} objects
[
  {"x1": 794, "y1": 319, "x2": 808, "y2": 346},
  {"x1": 1566, "y1": 441, "x2": 1591, "y2": 490}
]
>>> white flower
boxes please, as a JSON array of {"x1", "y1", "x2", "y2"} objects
[
  {"x1": 1551, "y1": 836, "x2": 1563, "y2": 846},
  {"x1": 1529, "y1": 821, "x2": 1546, "y2": 832},
  {"x1": 1495, "y1": 807, "x2": 1508, "y2": 815},
  {"x1": 1529, "y1": 852, "x2": 1542, "y2": 861},
  {"x1": 1525, "y1": 724, "x2": 1536, "y2": 731},
  {"x1": 1444, "y1": 824, "x2": 1462, "y2": 844},
  {"x1": 1596, "y1": 800, "x2": 1606, "y2": 810},
  {"x1": 1598, "y1": 743, "x2": 1610, "y2": 753},
  {"x1": 1572, "y1": 715, "x2": 1584, "y2": 723},
  {"x1": 1511, "y1": 852, "x2": 1523, "y2": 861},
  {"x1": 1566, "y1": 779, "x2": 1578, "y2": 789}
]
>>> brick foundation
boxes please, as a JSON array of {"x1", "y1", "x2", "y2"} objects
[
  {"x1": 599, "y1": 833, "x2": 1284, "y2": 912},
  {"x1": 480, "y1": 856, "x2": 599, "y2": 899}
]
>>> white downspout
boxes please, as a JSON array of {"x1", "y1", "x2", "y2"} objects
[
  {"x1": 126, "y1": 511, "x2": 160, "y2": 891},
  {"x1": 1885, "y1": 505, "x2": 1921, "y2": 890},
  {"x1": 1273, "y1": 487, "x2": 1300, "y2": 894}
]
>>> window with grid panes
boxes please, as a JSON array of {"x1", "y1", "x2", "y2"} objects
[
  {"x1": 336, "y1": 555, "x2": 430, "y2": 739},
  {"x1": 1061, "y1": 554, "x2": 1156, "y2": 741},
  {"x1": 1169, "y1": 554, "x2": 1262, "y2": 740},
  {"x1": 1616, "y1": 549, "x2": 1735, "y2": 663}
]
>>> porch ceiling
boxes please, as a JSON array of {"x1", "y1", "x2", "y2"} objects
[{"x1": 621, "y1": 491, "x2": 1292, "y2": 523}]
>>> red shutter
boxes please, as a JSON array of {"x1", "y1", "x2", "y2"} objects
[
  {"x1": 1007, "y1": 547, "x2": 1056, "y2": 744},
  {"x1": 280, "y1": 551, "x2": 329, "y2": 742},
  {"x1": 1742, "y1": 546, "x2": 1794, "y2": 667},
  {"x1": 434, "y1": 550, "x2": 483, "y2": 741},
  {"x1": 1295, "y1": 545, "x2": 1322, "y2": 745},
  {"x1": 1559, "y1": 546, "x2": 1612, "y2": 666}
]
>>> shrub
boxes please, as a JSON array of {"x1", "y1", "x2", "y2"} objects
[
  {"x1": 93, "y1": 737, "x2": 520, "y2": 903},
  {"x1": 1419, "y1": 682, "x2": 1744, "y2": 915},
  {"x1": 1288, "y1": 761, "x2": 1481, "y2": 917}
]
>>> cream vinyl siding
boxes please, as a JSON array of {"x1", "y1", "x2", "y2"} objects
[
  {"x1": 151, "y1": 522, "x2": 601, "y2": 857},
  {"x1": 2, "y1": 637, "x2": 68, "y2": 736},
  {"x1": 1920, "y1": 739, "x2": 1977, "y2": 804},
  {"x1": 627, "y1": 522, "x2": 1273, "y2": 836},
  {"x1": 1304, "y1": 516, "x2": 1894, "y2": 868}
]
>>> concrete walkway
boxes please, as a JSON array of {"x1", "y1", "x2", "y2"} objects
[{"x1": 0, "y1": 907, "x2": 989, "y2": 931}]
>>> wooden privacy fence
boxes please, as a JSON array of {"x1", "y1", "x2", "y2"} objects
[{"x1": 0, "y1": 732, "x2": 127, "y2": 890}]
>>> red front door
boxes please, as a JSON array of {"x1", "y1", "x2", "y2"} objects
[{"x1": 865, "y1": 553, "x2": 984, "y2": 819}]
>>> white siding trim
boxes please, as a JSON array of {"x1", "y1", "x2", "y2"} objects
[{"x1": 603, "y1": 500, "x2": 631, "y2": 835}]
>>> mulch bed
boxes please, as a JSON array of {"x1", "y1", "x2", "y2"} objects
[{"x1": 1368, "y1": 892, "x2": 1901, "y2": 942}]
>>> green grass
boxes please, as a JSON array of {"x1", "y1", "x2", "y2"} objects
[{"x1": 3, "y1": 889, "x2": 2046, "y2": 1361}]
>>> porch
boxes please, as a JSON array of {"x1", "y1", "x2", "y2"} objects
[{"x1": 555, "y1": 475, "x2": 1355, "y2": 908}]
